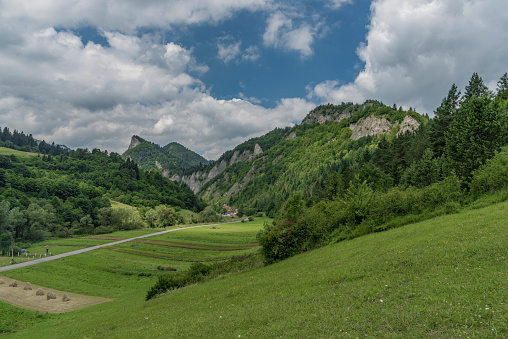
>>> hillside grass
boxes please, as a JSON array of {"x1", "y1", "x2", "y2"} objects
[
  {"x1": 0, "y1": 147, "x2": 39, "y2": 157},
  {"x1": 1, "y1": 209, "x2": 507, "y2": 337}
]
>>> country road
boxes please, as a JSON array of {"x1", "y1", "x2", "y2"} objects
[{"x1": 0, "y1": 221, "x2": 240, "y2": 273}]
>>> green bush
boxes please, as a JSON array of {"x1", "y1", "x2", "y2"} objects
[
  {"x1": 470, "y1": 146, "x2": 508, "y2": 196},
  {"x1": 146, "y1": 254, "x2": 263, "y2": 300}
]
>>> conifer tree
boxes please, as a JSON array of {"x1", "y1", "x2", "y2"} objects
[
  {"x1": 497, "y1": 72, "x2": 508, "y2": 100},
  {"x1": 463, "y1": 72, "x2": 489, "y2": 100},
  {"x1": 446, "y1": 93, "x2": 504, "y2": 179},
  {"x1": 429, "y1": 84, "x2": 460, "y2": 157}
]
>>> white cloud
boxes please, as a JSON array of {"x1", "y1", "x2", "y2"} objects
[
  {"x1": 308, "y1": 0, "x2": 508, "y2": 114},
  {"x1": 0, "y1": 16, "x2": 313, "y2": 158},
  {"x1": 150, "y1": 96, "x2": 315, "y2": 159},
  {"x1": 218, "y1": 41, "x2": 242, "y2": 63},
  {"x1": 0, "y1": 0, "x2": 271, "y2": 32},
  {"x1": 242, "y1": 45, "x2": 260, "y2": 62},
  {"x1": 328, "y1": 0, "x2": 353, "y2": 9},
  {"x1": 218, "y1": 41, "x2": 260, "y2": 64},
  {"x1": 263, "y1": 11, "x2": 322, "y2": 58}
]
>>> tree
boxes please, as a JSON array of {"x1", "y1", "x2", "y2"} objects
[
  {"x1": 446, "y1": 95, "x2": 506, "y2": 179},
  {"x1": 463, "y1": 72, "x2": 489, "y2": 100},
  {"x1": 429, "y1": 84, "x2": 461, "y2": 157},
  {"x1": 497, "y1": 72, "x2": 508, "y2": 100},
  {"x1": 145, "y1": 205, "x2": 176, "y2": 227}
]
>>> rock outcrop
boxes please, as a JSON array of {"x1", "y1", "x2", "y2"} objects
[
  {"x1": 398, "y1": 115, "x2": 420, "y2": 135},
  {"x1": 349, "y1": 115, "x2": 421, "y2": 140},
  {"x1": 303, "y1": 110, "x2": 352, "y2": 125},
  {"x1": 170, "y1": 144, "x2": 263, "y2": 194},
  {"x1": 349, "y1": 116, "x2": 393, "y2": 140},
  {"x1": 128, "y1": 136, "x2": 142, "y2": 150}
]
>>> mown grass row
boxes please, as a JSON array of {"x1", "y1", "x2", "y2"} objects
[
  {"x1": 130, "y1": 239, "x2": 259, "y2": 251},
  {"x1": 104, "y1": 246, "x2": 228, "y2": 262}
]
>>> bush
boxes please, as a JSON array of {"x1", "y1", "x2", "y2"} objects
[
  {"x1": 146, "y1": 254, "x2": 263, "y2": 300},
  {"x1": 470, "y1": 146, "x2": 508, "y2": 196}
]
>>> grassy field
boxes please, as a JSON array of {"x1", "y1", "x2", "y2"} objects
[
  {"x1": 1, "y1": 207, "x2": 507, "y2": 338},
  {"x1": 0, "y1": 222, "x2": 251, "y2": 267},
  {"x1": 0, "y1": 147, "x2": 38, "y2": 157},
  {"x1": 0, "y1": 228, "x2": 166, "y2": 267},
  {"x1": 0, "y1": 218, "x2": 268, "y2": 335}
]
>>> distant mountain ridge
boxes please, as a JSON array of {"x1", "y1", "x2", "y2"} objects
[{"x1": 122, "y1": 136, "x2": 211, "y2": 175}]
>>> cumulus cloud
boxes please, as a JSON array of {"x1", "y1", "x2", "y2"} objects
[
  {"x1": 0, "y1": 0, "x2": 270, "y2": 32},
  {"x1": 263, "y1": 11, "x2": 323, "y2": 58},
  {"x1": 218, "y1": 40, "x2": 260, "y2": 64},
  {"x1": 149, "y1": 96, "x2": 314, "y2": 159},
  {"x1": 308, "y1": 0, "x2": 508, "y2": 114}
]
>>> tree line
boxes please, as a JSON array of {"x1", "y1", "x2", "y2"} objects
[{"x1": 0, "y1": 127, "x2": 68, "y2": 155}]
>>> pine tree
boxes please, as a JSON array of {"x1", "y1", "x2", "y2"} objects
[
  {"x1": 429, "y1": 84, "x2": 460, "y2": 157},
  {"x1": 497, "y1": 72, "x2": 508, "y2": 100},
  {"x1": 463, "y1": 72, "x2": 489, "y2": 100},
  {"x1": 446, "y1": 95, "x2": 504, "y2": 179}
]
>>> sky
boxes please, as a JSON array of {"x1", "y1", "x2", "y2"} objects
[{"x1": 0, "y1": 0, "x2": 507, "y2": 159}]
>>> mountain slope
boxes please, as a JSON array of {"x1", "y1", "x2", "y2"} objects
[
  {"x1": 171, "y1": 100, "x2": 425, "y2": 216},
  {"x1": 123, "y1": 136, "x2": 211, "y2": 174}
]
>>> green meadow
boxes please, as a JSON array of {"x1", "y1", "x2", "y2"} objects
[
  {"x1": 0, "y1": 147, "x2": 38, "y2": 157},
  {"x1": 1, "y1": 207, "x2": 507, "y2": 337},
  {"x1": 0, "y1": 219, "x2": 267, "y2": 335}
]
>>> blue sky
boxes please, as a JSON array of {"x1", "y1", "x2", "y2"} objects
[{"x1": 0, "y1": 0, "x2": 507, "y2": 159}]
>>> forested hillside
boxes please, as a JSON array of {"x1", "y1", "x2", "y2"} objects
[
  {"x1": 0, "y1": 127, "x2": 68, "y2": 155},
  {"x1": 0, "y1": 146, "x2": 207, "y2": 252},
  {"x1": 166, "y1": 99, "x2": 425, "y2": 217},
  {"x1": 258, "y1": 72, "x2": 508, "y2": 263},
  {"x1": 122, "y1": 135, "x2": 211, "y2": 175}
]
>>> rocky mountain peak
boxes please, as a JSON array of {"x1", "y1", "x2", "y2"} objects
[{"x1": 128, "y1": 136, "x2": 143, "y2": 150}]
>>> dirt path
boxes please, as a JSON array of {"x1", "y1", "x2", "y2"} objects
[{"x1": 0, "y1": 221, "x2": 240, "y2": 273}]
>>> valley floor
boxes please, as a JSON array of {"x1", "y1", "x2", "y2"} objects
[{"x1": 0, "y1": 207, "x2": 506, "y2": 337}]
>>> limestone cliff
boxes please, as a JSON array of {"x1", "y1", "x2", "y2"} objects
[
  {"x1": 303, "y1": 110, "x2": 352, "y2": 125},
  {"x1": 349, "y1": 116, "x2": 394, "y2": 140},
  {"x1": 349, "y1": 115, "x2": 420, "y2": 140},
  {"x1": 128, "y1": 136, "x2": 142, "y2": 150},
  {"x1": 170, "y1": 144, "x2": 263, "y2": 194},
  {"x1": 398, "y1": 115, "x2": 420, "y2": 135}
]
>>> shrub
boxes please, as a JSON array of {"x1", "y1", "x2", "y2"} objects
[{"x1": 470, "y1": 146, "x2": 508, "y2": 196}]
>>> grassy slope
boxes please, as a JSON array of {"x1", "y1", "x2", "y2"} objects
[
  {"x1": 2, "y1": 206, "x2": 508, "y2": 338},
  {"x1": 0, "y1": 147, "x2": 38, "y2": 157}
]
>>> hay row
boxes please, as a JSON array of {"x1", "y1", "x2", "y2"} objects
[
  {"x1": 104, "y1": 246, "x2": 228, "y2": 262},
  {"x1": 4, "y1": 280, "x2": 71, "y2": 302},
  {"x1": 131, "y1": 239, "x2": 260, "y2": 251}
]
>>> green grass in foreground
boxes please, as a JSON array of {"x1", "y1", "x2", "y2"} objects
[{"x1": 2, "y1": 210, "x2": 507, "y2": 337}]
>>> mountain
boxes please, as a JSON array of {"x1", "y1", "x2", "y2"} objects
[
  {"x1": 122, "y1": 136, "x2": 211, "y2": 175},
  {"x1": 169, "y1": 100, "x2": 426, "y2": 216}
]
